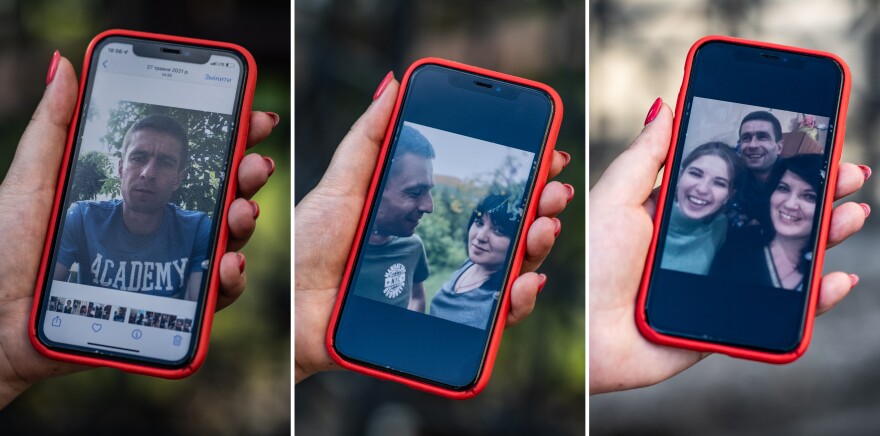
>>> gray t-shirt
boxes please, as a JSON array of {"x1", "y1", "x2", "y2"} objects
[
  {"x1": 352, "y1": 235, "x2": 429, "y2": 308},
  {"x1": 429, "y1": 261, "x2": 499, "y2": 329}
]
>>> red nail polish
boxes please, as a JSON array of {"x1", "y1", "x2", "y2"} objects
[
  {"x1": 46, "y1": 50, "x2": 60, "y2": 85},
  {"x1": 238, "y1": 253, "x2": 246, "y2": 274},
  {"x1": 859, "y1": 165, "x2": 872, "y2": 181},
  {"x1": 558, "y1": 150, "x2": 571, "y2": 168},
  {"x1": 564, "y1": 183, "x2": 575, "y2": 203},
  {"x1": 850, "y1": 273, "x2": 860, "y2": 288},
  {"x1": 266, "y1": 112, "x2": 280, "y2": 128},
  {"x1": 264, "y1": 156, "x2": 275, "y2": 177},
  {"x1": 552, "y1": 218, "x2": 562, "y2": 237},
  {"x1": 644, "y1": 97, "x2": 662, "y2": 126},
  {"x1": 537, "y1": 274, "x2": 548, "y2": 294},
  {"x1": 373, "y1": 71, "x2": 394, "y2": 101},
  {"x1": 249, "y1": 200, "x2": 260, "y2": 219},
  {"x1": 861, "y1": 203, "x2": 871, "y2": 218}
]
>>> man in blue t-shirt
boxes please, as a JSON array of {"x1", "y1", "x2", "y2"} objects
[{"x1": 53, "y1": 114, "x2": 210, "y2": 301}]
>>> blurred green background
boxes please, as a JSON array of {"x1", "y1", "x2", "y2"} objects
[
  {"x1": 0, "y1": 1, "x2": 290, "y2": 434},
  {"x1": 295, "y1": 1, "x2": 585, "y2": 435}
]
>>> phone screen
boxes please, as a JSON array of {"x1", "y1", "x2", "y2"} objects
[
  {"x1": 645, "y1": 41, "x2": 844, "y2": 352},
  {"x1": 36, "y1": 36, "x2": 247, "y2": 367},
  {"x1": 333, "y1": 64, "x2": 554, "y2": 389}
]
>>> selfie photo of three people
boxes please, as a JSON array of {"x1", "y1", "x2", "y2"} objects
[
  {"x1": 351, "y1": 122, "x2": 534, "y2": 329},
  {"x1": 661, "y1": 97, "x2": 829, "y2": 291}
]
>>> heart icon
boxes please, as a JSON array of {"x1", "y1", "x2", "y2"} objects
[{"x1": 91, "y1": 323, "x2": 102, "y2": 332}]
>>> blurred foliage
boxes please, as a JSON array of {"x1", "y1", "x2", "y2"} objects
[
  {"x1": 0, "y1": 1, "x2": 290, "y2": 435},
  {"x1": 70, "y1": 151, "x2": 113, "y2": 201},
  {"x1": 295, "y1": 0, "x2": 585, "y2": 435}
]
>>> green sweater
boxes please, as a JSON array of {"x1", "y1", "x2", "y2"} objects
[{"x1": 660, "y1": 202, "x2": 728, "y2": 275}]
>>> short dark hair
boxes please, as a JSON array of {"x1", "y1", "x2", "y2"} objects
[
  {"x1": 121, "y1": 114, "x2": 189, "y2": 170},
  {"x1": 740, "y1": 111, "x2": 783, "y2": 142},
  {"x1": 465, "y1": 194, "x2": 522, "y2": 290},
  {"x1": 389, "y1": 125, "x2": 435, "y2": 178}
]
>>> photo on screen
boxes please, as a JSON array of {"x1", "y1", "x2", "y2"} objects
[
  {"x1": 660, "y1": 97, "x2": 830, "y2": 291},
  {"x1": 350, "y1": 121, "x2": 535, "y2": 329},
  {"x1": 50, "y1": 100, "x2": 234, "y2": 301}
]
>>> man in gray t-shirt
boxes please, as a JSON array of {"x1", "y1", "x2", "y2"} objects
[{"x1": 352, "y1": 125, "x2": 434, "y2": 312}]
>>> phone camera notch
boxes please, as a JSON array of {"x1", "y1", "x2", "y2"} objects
[{"x1": 160, "y1": 47, "x2": 181, "y2": 55}]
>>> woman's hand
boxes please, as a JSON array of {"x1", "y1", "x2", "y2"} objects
[
  {"x1": 589, "y1": 98, "x2": 869, "y2": 395},
  {"x1": 0, "y1": 53, "x2": 276, "y2": 408},
  {"x1": 294, "y1": 72, "x2": 574, "y2": 383}
]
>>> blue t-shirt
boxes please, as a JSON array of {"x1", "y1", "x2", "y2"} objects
[
  {"x1": 57, "y1": 200, "x2": 211, "y2": 299},
  {"x1": 428, "y1": 261, "x2": 500, "y2": 330}
]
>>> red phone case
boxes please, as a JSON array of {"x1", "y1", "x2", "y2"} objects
[
  {"x1": 635, "y1": 35, "x2": 851, "y2": 363},
  {"x1": 325, "y1": 58, "x2": 564, "y2": 399},
  {"x1": 28, "y1": 29, "x2": 257, "y2": 378}
]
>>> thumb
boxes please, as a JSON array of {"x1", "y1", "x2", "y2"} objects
[
  {"x1": 592, "y1": 99, "x2": 673, "y2": 206},
  {"x1": 2, "y1": 53, "x2": 79, "y2": 197},
  {"x1": 316, "y1": 73, "x2": 400, "y2": 198}
]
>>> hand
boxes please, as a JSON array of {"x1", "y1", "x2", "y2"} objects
[
  {"x1": 589, "y1": 99, "x2": 869, "y2": 395},
  {"x1": 0, "y1": 53, "x2": 277, "y2": 408},
  {"x1": 294, "y1": 72, "x2": 573, "y2": 383}
]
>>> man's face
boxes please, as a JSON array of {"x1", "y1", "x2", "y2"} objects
[
  {"x1": 374, "y1": 153, "x2": 434, "y2": 237},
  {"x1": 739, "y1": 120, "x2": 782, "y2": 172},
  {"x1": 119, "y1": 129, "x2": 185, "y2": 214}
]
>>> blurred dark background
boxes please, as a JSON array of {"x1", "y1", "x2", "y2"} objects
[
  {"x1": 295, "y1": 1, "x2": 585, "y2": 435},
  {"x1": 591, "y1": 0, "x2": 880, "y2": 434},
  {"x1": 0, "y1": 1, "x2": 290, "y2": 434}
]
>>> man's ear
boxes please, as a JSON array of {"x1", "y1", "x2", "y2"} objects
[
  {"x1": 118, "y1": 157, "x2": 123, "y2": 177},
  {"x1": 776, "y1": 140, "x2": 784, "y2": 154},
  {"x1": 173, "y1": 169, "x2": 186, "y2": 190}
]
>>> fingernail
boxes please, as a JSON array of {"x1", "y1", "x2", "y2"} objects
[
  {"x1": 537, "y1": 274, "x2": 548, "y2": 294},
  {"x1": 238, "y1": 253, "x2": 246, "y2": 274},
  {"x1": 861, "y1": 203, "x2": 871, "y2": 218},
  {"x1": 263, "y1": 156, "x2": 275, "y2": 177},
  {"x1": 859, "y1": 165, "x2": 872, "y2": 181},
  {"x1": 552, "y1": 217, "x2": 562, "y2": 238},
  {"x1": 644, "y1": 97, "x2": 662, "y2": 126},
  {"x1": 265, "y1": 112, "x2": 280, "y2": 128},
  {"x1": 249, "y1": 200, "x2": 260, "y2": 219},
  {"x1": 46, "y1": 50, "x2": 60, "y2": 85},
  {"x1": 373, "y1": 71, "x2": 394, "y2": 101},
  {"x1": 850, "y1": 273, "x2": 860, "y2": 288},
  {"x1": 558, "y1": 150, "x2": 571, "y2": 168},
  {"x1": 564, "y1": 183, "x2": 575, "y2": 203}
]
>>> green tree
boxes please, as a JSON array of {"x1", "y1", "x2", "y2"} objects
[{"x1": 69, "y1": 151, "x2": 113, "y2": 202}]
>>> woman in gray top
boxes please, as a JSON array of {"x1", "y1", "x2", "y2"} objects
[{"x1": 429, "y1": 194, "x2": 519, "y2": 329}]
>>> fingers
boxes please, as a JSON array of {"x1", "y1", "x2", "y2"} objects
[
  {"x1": 246, "y1": 111, "x2": 279, "y2": 149},
  {"x1": 506, "y1": 272, "x2": 546, "y2": 327},
  {"x1": 3, "y1": 55, "x2": 78, "y2": 195},
  {"x1": 816, "y1": 271, "x2": 858, "y2": 316},
  {"x1": 237, "y1": 153, "x2": 274, "y2": 199},
  {"x1": 226, "y1": 198, "x2": 259, "y2": 252},
  {"x1": 520, "y1": 216, "x2": 559, "y2": 273},
  {"x1": 591, "y1": 100, "x2": 673, "y2": 206},
  {"x1": 826, "y1": 201, "x2": 869, "y2": 248},
  {"x1": 536, "y1": 181, "x2": 574, "y2": 218},
  {"x1": 216, "y1": 252, "x2": 247, "y2": 311},
  {"x1": 547, "y1": 150, "x2": 571, "y2": 179},
  {"x1": 833, "y1": 163, "x2": 868, "y2": 201},
  {"x1": 316, "y1": 75, "x2": 400, "y2": 197}
]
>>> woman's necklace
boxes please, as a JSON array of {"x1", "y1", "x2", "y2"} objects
[
  {"x1": 455, "y1": 266, "x2": 491, "y2": 293},
  {"x1": 770, "y1": 240, "x2": 802, "y2": 286}
]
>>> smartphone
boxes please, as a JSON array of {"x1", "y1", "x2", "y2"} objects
[
  {"x1": 29, "y1": 29, "x2": 256, "y2": 378},
  {"x1": 636, "y1": 36, "x2": 850, "y2": 363},
  {"x1": 326, "y1": 58, "x2": 562, "y2": 398}
]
